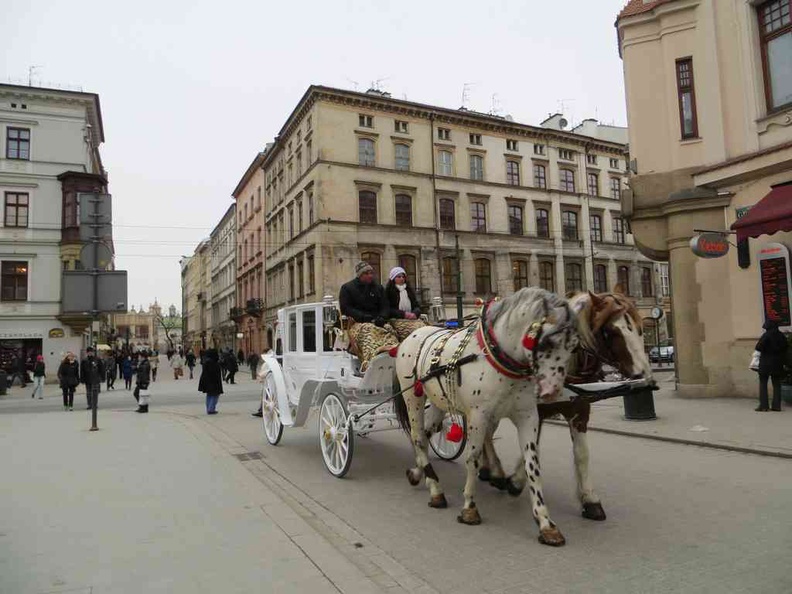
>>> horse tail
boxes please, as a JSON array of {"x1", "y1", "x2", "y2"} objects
[{"x1": 393, "y1": 389, "x2": 411, "y2": 434}]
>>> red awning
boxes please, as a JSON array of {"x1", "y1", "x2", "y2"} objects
[{"x1": 731, "y1": 181, "x2": 792, "y2": 242}]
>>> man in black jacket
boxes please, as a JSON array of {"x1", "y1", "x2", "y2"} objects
[
  {"x1": 80, "y1": 347, "x2": 105, "y2": 410},
  {"x1": 755, "y1": 319, "x2": 788, "y2": 411},
  {"x1": 135, "y1": 351, "x2": 152, "y2": 413},
  {"x1": 339, "y1": 261, "x2": 398, "y2": 371}
]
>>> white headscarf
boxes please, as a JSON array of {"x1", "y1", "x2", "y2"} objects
[{"x1": 389, "y1": 267, "x2": 412, "y2": 313}]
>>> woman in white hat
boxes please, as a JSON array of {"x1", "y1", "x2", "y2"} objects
[{"x1": 385, "y1": 266, "x2": 426, "y2": 341}]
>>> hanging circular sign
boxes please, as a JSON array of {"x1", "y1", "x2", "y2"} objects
[
  {"x1": 690, "y1": 233, "x2": 729, "y2": 258},
  {"x1": 48, "y1": 328, "x2": 65, "y2": 338}
]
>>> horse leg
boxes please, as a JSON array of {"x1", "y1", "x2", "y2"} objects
[
  {"x1": 458, "y1": 411, "x2": 488, "y2": 525},
  {"x1": 483, "y1": 430, "x2": 508, "y2": 490},
  {"x1": 405, "y1": 394, "x2": 447, "y2": 508},
  {"x1": 566, "y1": 403, "x2": 606, "y2": 521},
  {"x1": 514, "y1": 412, "x2": 565, "y2": 546},
  {"x1": 478, "y1": 441, "x2": 491, "y2": 482}
]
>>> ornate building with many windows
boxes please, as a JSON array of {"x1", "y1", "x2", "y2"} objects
[{"x1": 238, "y1": 86, "x2": 661, "y2": 349}]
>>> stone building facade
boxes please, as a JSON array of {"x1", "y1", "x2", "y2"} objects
[{"x1": 209, "y1": 203, "x2": 237, "y2": 351}]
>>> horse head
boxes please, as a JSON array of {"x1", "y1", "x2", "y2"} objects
[
  {"x1": 569, "y1": 291, "x2": 653, "y2": 384},
  {"x1": 489, "y1": 287, "x2": 580, "y2": 401}
]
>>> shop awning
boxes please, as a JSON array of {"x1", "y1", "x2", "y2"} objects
[{"x1": 731, "y1": 181, "x2": 792, "y2": 242}]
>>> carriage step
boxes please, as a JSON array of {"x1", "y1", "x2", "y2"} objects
[{"x1": 233, "y1": 451, "x2": 263, "y2": 461}]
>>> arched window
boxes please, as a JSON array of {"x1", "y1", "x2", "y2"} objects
[
  {"x1": 508, "y1": 204, "x2": 523, "y2": 235},
  {"x1": 395, "y1": 144, "x2": 410, "y2": 171},
  {"x1": 610, "y1": 177, "x2": 622, "y2": 200},
  {"x1": 438, "y1": 150, "x2": 454, "y2": 176},
  {"x1": 360, "y1": 251, "x2": 382, "y2": 284},
  {"x1": 439, "y1": 199, "x2": 455, "y2": 230},
  {"x1": 474, "y1": 258, "x2": 492, "y2": 295},
  {"x1": 398, "y1": 254, "x2": 417, "y2": 285},
  {"x1": 442, "y1": 257, "x2": 459, "y2": 293},
  {"x1": 358, "y1": 138, "x2": 375, "y2": 166},
  {"x1": 533, "y1": 164, "x2": 547, "y2": 189},
  {"x1": 587, "y1": 172, "x2": 599, "y2": 196},
  {"x1": 617, "y1": 265, "x2": 631, "y2": 295},
  {"x1": 594, "y1": 264, "x2": 608, "y2": 293},
  {"x1": 590, "y1": 214, "x2": 602, "y2": 242},
  {"x1": 469, "y1": 154, "x2": 484, "y2": 180},
  {"x1": 566, "y1": 263, "x2": 583, "y2": 292},
  {"x1": 641, "y1": 267, "x2": 654, "y2": 297},
  {"x1": 395, "y1": 194, "x2": 412, "y2": 226},
  {"x1": 559, "y1": 169, "x2": 576, "y2": 192},
  {"x1": 613, "y1": 216, "x2": 625, "y2": 244},
  {"x1": 506, "y1": 160, "x2": 520, "y2": 186},
  {"x1": 358, "y1": 191, "x2": 377, "y2": 224},
  {"x1": 513, "y1": 260, "x2": 529, "y2": 291},
  {"x1": 536, "y1": 208, "x2": 550, "y2": 238},
  {"x1": 539, "y1": 261, "x2": 554, "y2": 292},
  {"x1": 470, "y1": 202, "x2": 486, "y2": 232},
  {"x1": 562, "y1": 211, "x2": 578, "y2": 240}
]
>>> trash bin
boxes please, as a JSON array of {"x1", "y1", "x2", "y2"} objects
[
  {"x1": 623, "y1": 386, "x2": 656, "y2": 420},
  {"x1": 0, "y1": 370, "x2": 7, "y2": 395}
]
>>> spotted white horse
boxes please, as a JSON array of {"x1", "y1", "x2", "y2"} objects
[
  {"x1": 393, "y1": 287, "x2": 582, "y2": 546},
  {"x1": 477, "y1": 290, "x2": 654, "y2": 521}
]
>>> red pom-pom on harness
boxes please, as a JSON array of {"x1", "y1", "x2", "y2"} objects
[
  {"x1": 413, "y1": 380, "x2": 424, "y2": 397},
  {"x1": 522, "y1": 334, "x2": 537, "y2": 351},
  {"x1": 446, "y1": 423, "x2": 464, "y2": 442},
  {"x1": 388, "y1": 346, "x2": 399, "y2": 358}
]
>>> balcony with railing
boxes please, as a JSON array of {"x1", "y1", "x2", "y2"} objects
[{"x1": 246, "y1": 298, "x2": 264, "y2": 317}]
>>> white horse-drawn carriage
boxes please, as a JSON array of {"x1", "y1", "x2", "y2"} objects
[{"x1": 257, "y1": 296, "x2": 466, "y2": 477}]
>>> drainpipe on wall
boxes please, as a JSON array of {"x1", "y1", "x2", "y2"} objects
[{"x1": 430, "y1": 113, "x2": 444, "y2": 314}]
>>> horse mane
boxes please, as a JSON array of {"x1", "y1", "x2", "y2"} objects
[{"x1": 489, "y1": 287, "x2": 577, "y2": 341}]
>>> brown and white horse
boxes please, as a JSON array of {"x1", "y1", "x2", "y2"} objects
[
  {"x1": 477, "y1": 290, "x2": 653, "y2": 521},
  {"x1": 394, "y1": 288, "x2": 582, "y2": 546}
]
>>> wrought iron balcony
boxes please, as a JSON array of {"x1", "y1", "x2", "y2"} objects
[
  {"x1": 246, "y1": 298, "x2": 264, "y2": 317},
  {"x1": 230, "y1": 306, "x2": 245, "y2": 321}
]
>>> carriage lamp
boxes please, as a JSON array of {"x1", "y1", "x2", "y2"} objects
[{"x1": 430, "y1": 297, "x2": 444, "y2": 324}]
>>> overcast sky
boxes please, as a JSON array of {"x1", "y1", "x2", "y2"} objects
[{"x1": 2, "y1": 0, "x2": 629, "y2": 312}]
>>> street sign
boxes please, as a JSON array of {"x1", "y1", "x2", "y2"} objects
[
  {"x1": 79, "y1": 241, "x2": 114, "y2": 270},
  {"x1": 757, "y1": 243, "x2": 792, "y2": 330},
  {"x1": 78, "y1": 193, "x2": 112, "y2": 225},
  {"x1": 62, "y1": 271, "x2": 128, "y2": 314},
  {"x1": 690, "y1": 233, "x2": 729, "y2": 258},
  {"x1": 79, "y1": 223, "x2": 113, "y2": 243}
]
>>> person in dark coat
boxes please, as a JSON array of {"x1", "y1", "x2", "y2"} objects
[
  {"x1": 237, "y1": 349, "x2": 245, "y2": 366},
  {"x1": 57, "y1": 352, "x2": 80, "y2": 410},
  {"x1": 80, "y1": 347, "x2": 105, "y2": 410},
  {"x1": 225, "y1": 349, "x2": 238, "y2": 384},
  {"x1": 31, "y1": 355, "x2": 46, "y2": 399},
  {"x1": 384, "y1": 266, "x2": 426, "y2": 342},
  {"x1": 122, "y1": 355, "x2": 134, "y2": 390},
  {"x1": 755, "y1": 319, "x2": 788, "y2": 411},
  {"x1": 106, "y1": 352, "x2": 117, "y2": 390},
  {"x1": 134, "y1": 351, "x2": 152, "y2": 413},
  {"x1": 185, "y1": 350, "x2": 196, "y2": 379},
  {"x1": 247, "y1": 352, "x2": 259, "y2": 380},
  {"x1": 10, "y1": 354, "x2": 28, "y2": 387},
  {"x1": 198, "y1": 348, "x2": 223, "y2": 414}
]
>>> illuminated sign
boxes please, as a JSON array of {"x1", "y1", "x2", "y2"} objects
[
  {"x1": 690, "y1": 233, "x2": 730, "y2": 258},
  {"x1": 757, "y1": 243, "x2": 792, "y2": 330}
]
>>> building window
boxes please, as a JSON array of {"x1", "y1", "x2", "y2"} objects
[
  {"x1": 759, "y1": 0, "x2": 792, "y2": 110},
  {"x1": 6, "y1": 128, "x2": 30, "y2": 160},
  {"x1": 398, "y1": 254, "x2": 417, "y2": 284},
  {"x1": 306, "y1": 140, "x2": 312, "y2": 163},
  {"x1": 297, "y1": 259, "x2": 304, "y2": 298},
  {"x1": 534, "y1": 144, "x2": 545, "y2": 156},
  {"x1": 587, "y1": 172, "x2": 599, "y2": 197},
  {"x1": 442, "y1": 257, "x2": 459, "y2": 293},
  {"x1": 296, "y1": 152, "x2": 302, "y2": 178},
  {"x1": 474, "y1": 259, "x2": 492, "y2": 295},
  {"x1": 562, "y1": 211, "x2": 578, "y2": 240},
  {"x1": 559, "y1": 169, "x2": 576, "y2": 192},
  {"x1": 358, "y1": 138, "x2": 375, "y2": 166},
  {"x1": 395, "y1": 194, "x2": 413, "y2": 227},
  {"x1": 507, "y1": 139, "x2": 518, "y2": 151},
  {"x1": 610, "y1": 177, "x2": 622, "y2": 200},
  {"x1": 594, "y1": 264, "x2": 608, "y2": 293},
  {"x1": 439, "y1": 198, "x2": 455, "y2": 230},
  {"x1": 558, "y1": 149, "x2": 574, "y2": 161},
  {"x1": 536, "y1": 208, "x2": 550, "y2": 238},
  {"x1": 508, "y1": 204, "x2": 523, "y2": 235},
  {"x1": 641, "y1": 267, "x2": 654, "y2": 297},
  {"x1": 358, "y1": 191, "x2": 377, "y2": 224},
  {"x1": 609, "y1": 158, "x2": 619, "y2": 169},
  {"x1": 296, "y1": 199, "x2": 303, "y2": 233},
  {"x1": 307, "y1": 255, "x2": 315, "y2": 294},
  {"x1": 617, "y1": 265, "x2": 631, "y2": 295},
  {"x1": 659, "y1": 263, "x2": 670, "y2": 297},
  {"x1": 676, "y1": 58, "x2": 699, "y2": 138},
  {"x1": 308, "y1": 191, "x2": 315, "y2": 225},
  {"x1": 469, "y1": 133, "x2": 482, "y2": 145},
  {"x1": 359, "y1": 114, "x2": 373, "y2": 128},
  {"x1": 513, "y1": 260, "x2": 529, "y2": 291},
  {"x1": 613, "y1": 216, "x2": 626, "y2": 244},
  {"x1": 288, "y1": 263, "x2": 295, "y2": 301},
  {"x1": 586, "y1": 154, "x2": 597, "y2": 165},
  {"x1": 306, "y1": 115, "x2": 312, "y2": 130},
  {"x1": 257, "y1": 227, "x2": 262, "y2": 254},
  {"x1": 395, "y1": 144, "x2": 410, "y2": 171},
  {"x1": 395, "y1": 120, "x2": 409, "y2": 133},
  {"x1": 469, "y1": 154, "x2": 484, "y2": 180},
  {"x1": 590, "y1": 214, "x2": 602, "y2": 242},
  {"x1": 506, "y1": 160, "x2": 520, "y2": 186},
  {"x1": 438, "y1": 150, "x2": 454, "y2": 176},
  {"x1": 438, "y1": 128, "x2": 451, "y2": 141},
  {"x1": 288, "y1": 209, "x2": 294, "y2": 239},
  {"x1": 470, "y1": 202, "x2": 486, "y2": 232},
  {"x1": 360, "y1": 251, "x2": 382, "y2": 284},
  {"x1": 4, "y1": 192, "x2": 29, "y2": 228},
  {"x1": 533, "y1": 164, "x2": 547, "y2": 189},
  {"x1": 539, "y1": 261, "x2": 554, "y2": 292},
  {"x1": 566, "y1": 263, "x2": 583, "y2": 292},
  {"x1": 1, "y1": 261, "x2": 28, "y2": 301}
]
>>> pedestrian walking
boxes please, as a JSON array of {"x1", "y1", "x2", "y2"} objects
[
  {"x1": 198, "y1": 348, "x2": 223, "y2": 415},
  {"x1": 225, "y1": 349, "x2": 238, "y2": 384},
  {"x1": 80, "y1": 347, "x2": 105, "y2": 410},
  {"x1": 134, "y1": 351, "x2": 152, "y2": 413},
  {"x1": 57, "y1": 352, "x2": 80, "y2": 410},
  {"x1": 10, "y1": 353, "x2": 28, "y2": 387},
  {"x1": 755, "y1": 319, "x2": 788, "y2": 412},
  {"x1": 247, "y1": 352, "x2": 259, "y2": 380},
  {"x1": 31, "y1": 355, "x2": 46, "y2": 399},
  {"x1": 122, "y1": 355, "x2": 133, "y2": 390},
  {"x1": 150, "y1": 350, "x2": 159, "y2": 382},
  {"x1": 185, "y1": 350, "x2": 196, "y2": 379},
  {"x1": 237, "y1": 349, "x2": 245, "y2": 367},
  {"x1": 170, "y1": 350, "x2": 184, "y2": 380},
  {"x1": 106, "y1": 353, "x2": 117, "y2": 390}
]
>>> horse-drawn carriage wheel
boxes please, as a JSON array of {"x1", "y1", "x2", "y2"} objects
[
  {"x1": 428, "y1": 411, "x2": 467, "y2": 461},
  {"x1": 319, "y1": 393, "x2": 354, "y2": 478},
  {"x1": 261, "y1": 371, "x2": 284, "y2": 446}
]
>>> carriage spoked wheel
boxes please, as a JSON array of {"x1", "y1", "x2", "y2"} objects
[
  {"x1": 261, "y1": 371, "x2": 284, "y2": 446},
  {"x1": 319, "y1": 393, "x2": 354, "y2": 478},
  {"x1": 429, "y1": 411, "x2": 467, "y2": 461}
]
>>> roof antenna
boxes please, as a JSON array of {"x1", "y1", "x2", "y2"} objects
[
  {"x1": 461, "y1": 82, "x2": 474, "y2": 109},
  {"x1": 489, "y1": 93, "x2": 502, "y2": 116},
  {"x1": 28, "y1": 65, "x2": 41, "y2": 87}
]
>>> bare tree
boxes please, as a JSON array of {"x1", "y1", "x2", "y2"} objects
[{"x1": 154, "y1": 310, "x2": 181, "y2": 351}]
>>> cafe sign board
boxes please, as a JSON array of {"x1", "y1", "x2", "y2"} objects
[
  {"x1": 757, "y1": 243, "x2": 792, "y2": 331},
  {"x1": 690, "y1": 233, "x2": 730, "y2": 258}
]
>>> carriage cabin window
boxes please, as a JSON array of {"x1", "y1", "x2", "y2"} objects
[
  {"x1": 675, "y1": 58, "x2": 699, "y2": 138},
  {"x1": 617, "y1": 266, "x2": 631, "y2": 296},
  {"x1": 288, "y1": 312, "x2": 297, "y2": 352},
  {"x1": 513, "y1": 259, "x2": 529, "y2": 291},
  {"x1": 539, "y1": 261, "x2": 554, "y2": 292},
  {"x1": 302, "y1": 310, "x2": 317, "y2": 352},
  {"x1": 758, "y1": 0, "x2": 792, "y2": 111},
  {"x1": 566, "y1": 263, "x2": 583, "y2": 292}
]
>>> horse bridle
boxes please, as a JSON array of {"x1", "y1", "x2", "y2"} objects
[{"x1": 476, "y1": 300, "x2": 546, "y2": 379}]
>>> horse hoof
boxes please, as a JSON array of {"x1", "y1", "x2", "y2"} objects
[
  {"x1": 506, "y1": 477, "x2": 524, "y2": 497},
  {"x1": 406, "y1": 469, "x2": 420, "y2": 486},
  {"x1": 538, "y1": 527, "x2": 566, "y2": 547},
  {"x1": 477, "y1": 468, "x2": 491, "y2": 482},
  {"x1": 457, "y1": 507, "x2": 482, "y2": 525},
  {"x1": 489, "y1": 476, "x2": 508, "y2": 491},
  {"x1": 428, "y1": 494, "x2": 448, "y2": 509},
  {"x1": 582, "y1": 502, "x2": 607, "y2": 521}
]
